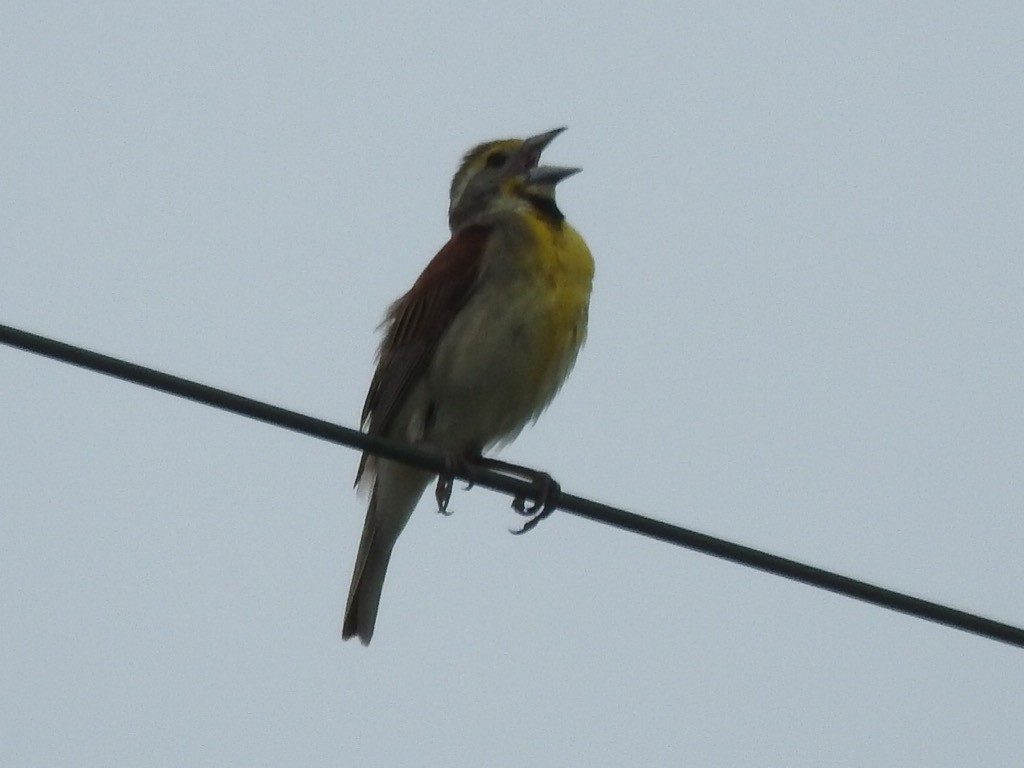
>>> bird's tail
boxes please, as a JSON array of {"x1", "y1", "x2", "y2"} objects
[{"x1": 342, "y1": 461, "x2": 431, "y2": 644}]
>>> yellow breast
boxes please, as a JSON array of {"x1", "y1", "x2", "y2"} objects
[{"x1": 520, "y1": 213, "x2": 594, "y2": 398}]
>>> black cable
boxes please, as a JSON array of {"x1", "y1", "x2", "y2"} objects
[{"x1": 2, "y1": 321, "x2": 1022, "y2": 650}]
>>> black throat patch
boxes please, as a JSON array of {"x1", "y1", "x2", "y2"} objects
[{"x1": 526, "y1": 195, "x2": 565, "y2": 224}]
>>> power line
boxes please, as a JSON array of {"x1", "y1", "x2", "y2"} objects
[{"x1": 2, "y1": 320, "x2": 1022, "y2": 650}]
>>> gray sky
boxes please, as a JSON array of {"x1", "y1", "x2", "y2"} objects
[{"x1": 3, "y1": 2, "x2": 1022, "y2": 765}]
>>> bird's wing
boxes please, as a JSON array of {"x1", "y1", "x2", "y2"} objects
[{"x1": 356, "y1": 224, "x2": 493, "y2": 485}]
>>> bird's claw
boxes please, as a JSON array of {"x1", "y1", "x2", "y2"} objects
[
  {"x1": 509, "y1": 472, "x2": 561, "y2": 534},
  {"x1": 470, "y1": 457, "x2": 561, "y2": 534},
  {"x1": 434, "y1": 473, "x2": 455, "y2": 515},
  {"x1": 435, "y1": 452, "x2": 475, "y2": 515}
]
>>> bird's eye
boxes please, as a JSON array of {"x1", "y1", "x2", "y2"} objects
[{"x1": 485, "y1": 151, "x2": 508, "y2": 168}]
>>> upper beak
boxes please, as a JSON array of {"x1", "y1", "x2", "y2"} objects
[
  {"x1": 519, "y1": 127, "x2": 567, "y2": 166},
  {"x1": 515, "y1": 127, "x2": 581, "y2": 183}
]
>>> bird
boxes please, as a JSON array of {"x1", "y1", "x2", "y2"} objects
[{"x1": 342, "y1": 127, "x2": 594, "y2": 644}]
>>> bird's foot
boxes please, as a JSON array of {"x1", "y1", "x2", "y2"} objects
[
  {"x1": 434, "y1": 451, "x2": 477, "y2": 515},
  {"x1": 472, "y1": 457, "x2": 561, "y2": 534},
  {"x1": 435, "y1": 473, "x2": 455, "y2": 515}
]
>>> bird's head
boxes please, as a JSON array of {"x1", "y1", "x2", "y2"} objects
[{"x1": 448, "y1": 127, "x2": 580, "y2": 229}]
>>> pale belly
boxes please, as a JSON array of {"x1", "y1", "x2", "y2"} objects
[{"x1": 422, "y1": 271, "x2": 588, "y2": 452}]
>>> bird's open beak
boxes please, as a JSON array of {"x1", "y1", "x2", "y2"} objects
[{"x1": 517, "y1": 127, "x2": 581, "y2": 184}]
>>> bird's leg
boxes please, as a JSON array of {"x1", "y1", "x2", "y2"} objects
[
  {"x1": 434, "y1": 453, "x2": 460, "y2": 515},
  {"x1": 434, "y1": 474, "x2": 454, "y2": 515},
  {"x1": 434, "y1": 450, "x2": 479, "y2": 515},
  {"x1": 470, "y1": 456, "x2": 562, "y2": 534}
]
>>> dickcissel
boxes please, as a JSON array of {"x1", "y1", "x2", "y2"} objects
[{"x1": 343, "y1": 127, "x2": 594, "y2": 644}]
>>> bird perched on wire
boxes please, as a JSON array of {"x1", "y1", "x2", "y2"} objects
[{"x1": 343, "y1": 127, "x2": 594, "y2": 644}]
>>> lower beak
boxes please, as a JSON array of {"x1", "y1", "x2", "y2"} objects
[{"x1": 525, "y1": 165, "x2": 581, "y2": 185}]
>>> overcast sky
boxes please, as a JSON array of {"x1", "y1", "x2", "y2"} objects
[{"x1": 3, "y1": 3, "x2": 1023, "y2": 766}]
